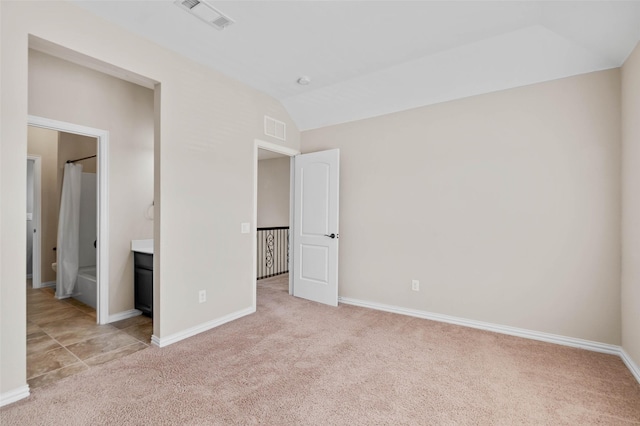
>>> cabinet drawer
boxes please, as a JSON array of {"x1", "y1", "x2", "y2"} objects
[{"x1": 134, "y1": 252, "x2": 153, "y2": 270}]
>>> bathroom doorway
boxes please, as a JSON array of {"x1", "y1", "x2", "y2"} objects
[
  {"x1": 27, "y1": 117, "x2": 109, "y2": 324},
  {"x1": 25, "y1": 118, "x2": 152, "y2": 389},
  {"x1": 27, "y1": 124, "x2": 99, "y2": 310}
]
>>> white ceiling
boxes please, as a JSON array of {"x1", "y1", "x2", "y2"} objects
[{"x1": 73, "y1": 1, "x2": 640, "y2": 131}]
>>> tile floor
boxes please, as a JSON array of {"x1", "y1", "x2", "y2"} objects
[{"x1": 26, "y1": 281, "x2": 152, "y2": 389}]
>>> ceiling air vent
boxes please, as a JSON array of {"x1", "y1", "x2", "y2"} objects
[
  {"x1": 264, "y1": 116, "x2": 286, "y2": 141},
  {"x1": 175, "y1": 0, "x2": 235, "y2": 31}
]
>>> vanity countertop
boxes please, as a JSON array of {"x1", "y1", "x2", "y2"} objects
[{"x1": 131, "y1": 239, "x2": 153, "y2": 254}]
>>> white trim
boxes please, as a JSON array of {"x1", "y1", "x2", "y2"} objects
[
  {"x1": 27, "y1": 155, "x2": 42, "y2": 289},
  {"x1": 253, "y1": 139, "x2": 299, "y2": 311},
  {"x1": 255, "y1": 140, "x2": 299, "y2": 157},
  {"x1": 34, "y1": 280, "x2": 56, "y2": 289},
  {"x1": 288, "y1": 158, "x2": 295, "y2": 296},
  {"x1": 620, "y1": 349, "x2": 640, "y2": 384},
  {"x1": 339, "y1": 297, "x2": 621, "y2": 354},
  {"x1": 28, "y1": 115, "x2": 110, "y2": 325},
  {"x1": 252, "y1": 144, "x2": 258, "y2": 312},
  {"x1": 108, "y1": 309, "x2": 142, "y2": 323},
  {"x1": 0, "y1": 385, "x2": 30, "y2": 407},
  {"x1": 151, "y1": 307, "x2": 254, "y2": 348},
  {"x1": 151, "y1": 334, "x2": 161, "y2": 347},
  {"x1": 339, "y1": 297, "x2": 640, "y2": 384}
]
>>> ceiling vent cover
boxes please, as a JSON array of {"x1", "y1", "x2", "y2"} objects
[
  {"x1": 175, "y1": 0, "x2": 235, "y2": 31},
  {"x1": 264, "y1": 116, "x2": 286, "y2": 141}
]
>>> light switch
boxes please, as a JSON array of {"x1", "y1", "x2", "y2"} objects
[{"x1": 241, "y1": 223, "x2": 250, "y2": 234}]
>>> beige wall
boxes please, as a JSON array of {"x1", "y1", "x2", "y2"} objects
[
  {"x1": 1, "y1": 0, "x2": 299, "y2": 396},
  {"x1": 58, "y1": 132, "x2": 97, "y2": 175},
  {"x1": 622, "y1": 42, "x2": 640, "y2": 368},
  {"x1": 257, "y1": 157, "x2": 290, "y2": 228},
  {"x1": 30, "y1": 49, "x2": 146, "y2": 317},
  {"x1": 27, "y1": 126, "x2": 59, "y2": 283},
  {"x1": 303, "y1": 69, "x2": 622, "y2": 344}
]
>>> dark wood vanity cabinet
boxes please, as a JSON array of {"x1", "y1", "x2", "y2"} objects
[{"x1": 134, "y1": 252, "x2": 153, "y2": 317}]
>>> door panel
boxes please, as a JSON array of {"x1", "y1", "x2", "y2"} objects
[
  {"x1": 293, "y1": 149, "x2": 339, "y2": 306},
  {"x1": 301, "y1": 163, "x2": 330, "y2": 235},
  {"x1": 300, "y1": 244, "x2": 329, "y2": 283}
]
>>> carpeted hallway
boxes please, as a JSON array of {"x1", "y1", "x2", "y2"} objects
[{"x1": 2, "y1": 274, "x2": 639, "y2": 425}]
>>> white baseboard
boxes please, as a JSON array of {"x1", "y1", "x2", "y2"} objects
[
  {"x1": 108, "y1": 309, "x2": 142, "y2": 323},
  {"x1": 339, "y1": 297, "x2": 620, "y2": 355},
  {"x1": 34, "y1": 280, "x2": 55, "y2": 289},
  {"x1": 339, "y1": 296, "x2": 639, "y2": 383},
  {"x1": 0, "y1": 385, "x2": 29, "y2": 407},
  {"x1": 620, "y1": 348, "x2": 640, "y2": 384},
  {"x1": 151, "y1": 307, "x2": 255, "y2": 348}
]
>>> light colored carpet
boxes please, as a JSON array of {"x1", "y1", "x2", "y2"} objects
[{"x1": 2, "y1": 274, "x2": 639, "y2": 425}]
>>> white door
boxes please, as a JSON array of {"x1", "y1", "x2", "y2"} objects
[{"x1": 292, "y1": 149, "x2": 339, "y2": 306}]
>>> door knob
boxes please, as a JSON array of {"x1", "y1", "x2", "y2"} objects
[{"x1": 324, "y1": 233, "x2": 338, "y2": 239}]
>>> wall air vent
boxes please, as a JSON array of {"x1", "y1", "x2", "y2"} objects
[
  {"x1": 175, "y1": 0, "x2": 235, "y2": 31},
  {"x1": 264, "y1": 116, "x2": 286, "y2": 141}
]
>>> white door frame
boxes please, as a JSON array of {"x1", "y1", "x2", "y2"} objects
[
  {"x1": 27, "y1": 155, "x2": 42, "y2": 289},
  {"x1": 253, "y1": 139, "x2": 299, "y2": 310},
  {"x1": 28, "y1": 115, "x2": 110, "y2": 325}
]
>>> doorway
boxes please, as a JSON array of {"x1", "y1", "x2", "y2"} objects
[
  {"x1": 253, "y1": 140, "x2": 298, "y2": 309},
  {"x1": 255, "y1": 146, "x2": 294, "y2": 301},
  {"x1": 28, "y1": 116, "x2": 110, "y2": 324},
  {"x1": 253, "y1": 142, "x2": 341, "y2": 309},
  {"x1": 24, "y1": 118, "x2": 153, "y2": 389}
]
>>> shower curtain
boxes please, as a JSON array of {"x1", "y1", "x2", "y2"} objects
[{"x1": 56, "y1": 163, "x2": 83, "y2": 299}]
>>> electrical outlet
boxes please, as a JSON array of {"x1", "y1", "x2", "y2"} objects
[
  {"x1": 199, "y1": 290, "x2": 206, "y2": 303},
  {"x1": 411, "y1": 280, "x2": 420, "y2": 291}
]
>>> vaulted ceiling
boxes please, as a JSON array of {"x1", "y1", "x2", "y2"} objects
[{"x1": 74, "y1": 1, "x2": 640, "y2": 131}]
